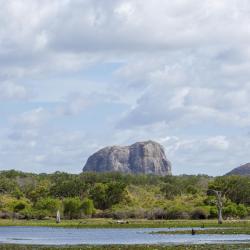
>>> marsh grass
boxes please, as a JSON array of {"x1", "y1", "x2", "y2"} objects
[
  {"x1": 152, "y1": 227, "x2": 250, "y2": 235},
  {"x1": 0, "y1": 219, "x2": 250, "y2": 228}
]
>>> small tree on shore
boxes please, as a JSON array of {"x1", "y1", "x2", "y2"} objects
[
  {"x1": 208, "y1": 189, "x2": 224, "y2": 224},
  {"x1": 56, "y1": 210, "x2": 60, "y2": 223}
]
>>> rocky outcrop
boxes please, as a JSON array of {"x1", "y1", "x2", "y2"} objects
[
  {"x1": 226, "y1": 163, "x2": 250, "y2": 176},
  {"x1": 83, "y1": 141, "x2": 172, "y2": 175}
]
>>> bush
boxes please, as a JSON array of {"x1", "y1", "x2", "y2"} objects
[
  {"x1": 166, "y1": 206, "x2": 190, "y2": 219},
  {"x1": 35, "y1": 197, "x2": 61, "y2": 217},
  {"x1": 209, "y1": 206, "x2": 218, "y2": 218},
  {"x1": 30, "y1": 209, "x2": 48, "y2": 220},
  {"x1": 147, "y1": 208, "x2": 168, "y2": 220},
  {"x1": 191, "y1": 208, "x2": 208, "y2": 219},
  {"x1": 11, "y1": 200, "x2": 31, "y2": 213},
  {"x1": 81, "y1": 198, "x2": 94, "y2": 216},
  {"x1": 186, "y1": 185, "x2": 198, "y2": 195},
  {"x1": 89, "y1": 182, "x2": 126, "y2": 210},
  {"x1": 63, "y1": 197, "x2": 81, "y2": 219},
  {"x1": 237, "y1": 204, "x2": 248, "y2": 218},
  {"x1": 128, "y1": 209, "x2": 147, "y2": 219},
  {"x1": 13, "y1": 201, "x2": 26, "y2": 212},
  {"x1": 112, "y1": 211, "x2": 130, "y2": 220},
  {"x1": 223, "y1": 203, "x2": 238, "y2": 218}
]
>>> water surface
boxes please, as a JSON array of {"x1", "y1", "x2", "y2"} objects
[{"x1": 0, "y1": 226, "x2": 249, "y2": 245}]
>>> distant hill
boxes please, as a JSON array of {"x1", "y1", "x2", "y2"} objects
[
  {"x1": 83, "y1": 140, "x2": 172, "y2": 176},
  {"x1": 226, "y1": 163, "x2": 250, "y2": 176}
]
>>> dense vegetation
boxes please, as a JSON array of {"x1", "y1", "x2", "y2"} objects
[{"x1": 0, "y1": 170, "x2": 249, "y2": 221}]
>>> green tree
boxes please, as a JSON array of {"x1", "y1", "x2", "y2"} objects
[
  {"x1": 89, "y1": 183, "x2": 107, "y2": 209},
  {"x1": 35, "y1": 197, "x2": 61, "y2": 216},
  {"x1": 89, "y1": 182, "x2": 126, "y2": 210},
  {"x1": 161, "y1": 183, "x2": 181, "y2": 200},
  {"x1": 81, "y1": 198, "x2": 94, "y2": 216},
  {"x1": 63, "y1": 197, "x2": 82, "y2": 219}
]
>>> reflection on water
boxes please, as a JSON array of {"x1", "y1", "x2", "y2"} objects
[{"x1": 0, "y1": 226, "x2": 249, "y2": 245}]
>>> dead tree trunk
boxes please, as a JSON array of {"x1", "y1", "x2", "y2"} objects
[
  {"x1": 213, "y1": 190, "x2": 223, "y2": 224},
  {"x1": 56, "y1": 210, "x2": 61, "y2": 224}
]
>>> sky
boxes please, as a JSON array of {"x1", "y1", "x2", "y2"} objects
[{"x1": 1, "y1": 0, "x2": 250, "y2": 175}]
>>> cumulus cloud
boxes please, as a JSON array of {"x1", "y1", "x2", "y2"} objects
[
  {"x1": 1, "y1": 0, "x2": 250, "y2": 174},
  {"x1": 11, "y1": 107, "x2": 50, "y2": 128},
  {"x1": 0, "y1": 81, "x2": 29, "y2": 100}
]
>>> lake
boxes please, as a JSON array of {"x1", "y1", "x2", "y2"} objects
[{"x1": 0, "y1": 227, "x2": 249, "y2": 245}]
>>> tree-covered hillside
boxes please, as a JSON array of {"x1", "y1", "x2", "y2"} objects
[{"x1": 0, "y1": 170, "x2": 249, "y2": 220}]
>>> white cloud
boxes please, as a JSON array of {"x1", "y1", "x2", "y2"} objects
[
  {"x1": 0, "y1": 81, "x2": 29, "y2": 100},
  {"x1": 1, "y1": 0, "x2": 250, "y2": 175},
  {"x1": 11, "y1": 107, "x2": 49, "y2": 128},
  {"x1": 205, "y1": 136, "x2": 229, "y2": 150}
]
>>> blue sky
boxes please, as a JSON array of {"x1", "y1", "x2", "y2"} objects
[{"x1": 1, "y1": 0, "x2": 250, "y2": 175}]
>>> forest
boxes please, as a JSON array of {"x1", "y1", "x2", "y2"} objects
[{"x1": 0, "y1": 170, "x2": 249, "y2": 221}]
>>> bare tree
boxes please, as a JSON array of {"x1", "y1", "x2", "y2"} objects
[
  {"x1": 56, "y1": 210, "x2": 61, "y2": 223},
  {"x1": 209, "y1": 190, "x2": 223, "y2": 224}
]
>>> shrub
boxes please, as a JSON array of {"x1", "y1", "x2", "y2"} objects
[
  {"x1": 112, "y1": 211, "x2": 130, "y2": 220},
  {"x1": 30, "y1": 209, "x2": 48, "y2": 220},
  {"x1": 223, "y1": 203, "x2": 239, "y2": 218},
  {"x1": 236, "y1": 204, "x2": 248, "y2": 218},
  {"x1": 81, "y1": 198, "x2": 94, "y2": 216},
  {"x1": 13, "y1": 201, "x2": 26, "y2": 212},
  {"x1": 191, "y1": 208, "x2": 208, "y2": 219},
  {"x1": 186, "y1": 185, "x2": 198, "y2": 195},
  {"x1": 11, "y1": 200, "x2": 31, "y2": 213},
  {"x1": 89, "y1": 182, "x2": 126, "y2": 210},
  {"x1": 35, "y1": 197, "x2": 61, "y2": 216},
  {"x1": 166, "y1": 206, "x2": 190, "y2": 219},
  {"x1": 209, "y1": 206, "x2": 218, "y2": 218},
  {"x1": 147, "y1": 208, "x2": 168, "y2": 220},
  {"x1": 63, "y1": 197, "x2": 81, "y2": 219}
]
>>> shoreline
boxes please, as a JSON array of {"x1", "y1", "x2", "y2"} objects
[
  {"x1": 0, "y1": 218, "x2": 249, "y2": 228},
  {"x1": 0, "y1": 243, "x2": 250, "y2": 250}
]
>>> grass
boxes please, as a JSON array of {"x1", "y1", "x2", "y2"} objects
[
  {"x1": 0, "y1": 219, "x2": 250, "y2": 228},
  {"x1": 0, "y1": 244, "x2": 250, "y2": 250},
  {"x1": 152, "y1": 228, "x2": 250, "y2": 235}
]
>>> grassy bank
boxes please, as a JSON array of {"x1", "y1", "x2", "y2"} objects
[
  {"x1": 152, "y1": 227, "x2": 250, "y2": 235},
  {"x1": 0, "y1": 244, "x2": 250, "y2": 250},
  {"x1": 0, "y1": 219, "x2": 250, "y2": 228}
]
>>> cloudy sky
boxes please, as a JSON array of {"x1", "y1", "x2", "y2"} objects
[{"x1": 1, "y1": 0, "x2": 250, "y2": 175}]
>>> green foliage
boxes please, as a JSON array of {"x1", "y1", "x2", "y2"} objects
[
  {"x1": 0, "y1": 170, "x2": 248, "y2": 221},
  {"x1": 191, "y1": 207, "x2": 209, "y2": 219},
  {"x1": 11, "y1": 187, "x2": 24, "y2": 199},
  {"x1": 161, "y1": 175, "x2": 210, "y2": 199},
  {"x1": 0, "y1": 177, "x2": 16, "y2": 194},
  {"x1": 223, "y1": 202, "x2": 248, "y2": 218},
  {"x1": 27, "y1": 181, "x2": 50, "y2": 202},
  {"x1": 209, "y1": 176, "x2": 250, "y2": 205},
  {"x1": 89, "y1": 181, "x2": 126, "y2": 210},
  {"x1": 209, "y1": 206, "x2": 218, "y2": 218},
  {"x1": 50, "y1": 176, "x2": 87, "y2": 198},
  {"x1": 165, "y1": 205, "x2": 190, "y2": 219},
  {"x1": 13, "y1": 201, "x2": 26, "y2": 212},
  {"x1": 89, "y1": 183, "x2": 107, "y2": 209},
  {"x1": 63, "y1": 197, "x2": 82, "y2": 219},
  {"x1": 161, "y1": 183, "x2": 181, "y2": 199},
  {"x1": 81, "y1": 198, "x2": 94, "y2": 216},
  {"x1": 35, "y1": 197, "x2": 61, "y2": 216}
]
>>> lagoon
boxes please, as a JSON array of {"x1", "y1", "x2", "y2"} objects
[{"x1": 0, "y1": 227, "x2": 250, "y2": 245}]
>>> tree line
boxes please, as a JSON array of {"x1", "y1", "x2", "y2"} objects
[{"x1": 0, "y1": 170, "x2": 249, "y2": 221}]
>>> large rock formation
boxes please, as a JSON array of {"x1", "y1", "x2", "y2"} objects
[
  {"x1": 226, "y1": 163, "x2": 250, "y2": 176},
  {"x1": 83, "y1": 140, "x2": 172, "y2": 175}
]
